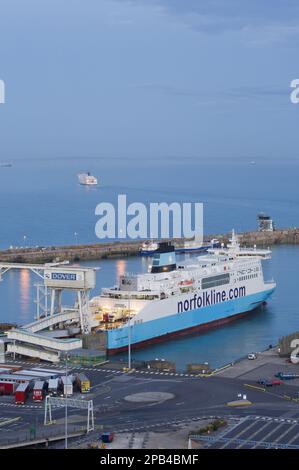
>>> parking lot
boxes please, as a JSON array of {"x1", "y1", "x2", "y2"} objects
[{"x1": 202, "y1": 416, "x2": 299, "y2": 449}]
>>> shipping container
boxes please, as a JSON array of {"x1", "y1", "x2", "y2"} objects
[
  {"x1": 48, "y1": 378, "x2": 60, "y2": 396},
  {"x1": 0, "y1": 381, "x2": 16, "y2": 395},
  {"x1": 15, "y1": 382, "x2": 30, "y2": 404},
  {"x1": 33, "y1": 381, "x2": 46, "y2": 402},
  {"x1": 76, "y1": 373, "x2": 90, "y2": 393}
]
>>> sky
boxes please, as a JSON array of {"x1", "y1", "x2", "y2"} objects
[{"x1": 0, "y1": 0, "x2": 298, "y2": 161}]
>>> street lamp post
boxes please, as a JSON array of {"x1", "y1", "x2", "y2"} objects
[
  {"x1": 128, "y1": 296, "x2": 131, "y2": 370},
  {"x1": 64, "y1": 353, "x2": 68, "y2": 449}
]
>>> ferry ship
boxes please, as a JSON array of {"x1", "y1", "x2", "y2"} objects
[
  {"x1": 78, "y1": 172, "x2": 98, "y2": 186},
  {"x1": 90, "y1": 231, "x2": 276, "y2": 354}
]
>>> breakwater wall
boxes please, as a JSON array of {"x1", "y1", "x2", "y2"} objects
[{"x1": 0, "y1": 228, "x2": 298, "y2": 264}]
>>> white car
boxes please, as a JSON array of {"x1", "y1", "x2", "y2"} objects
[{"x1": 248, "y1": 353, "x2": 257, "y2": 360}]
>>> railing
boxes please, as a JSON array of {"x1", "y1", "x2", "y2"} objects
[{"x1": 0, "y1": 424, "x2": 86, "y2": 448}]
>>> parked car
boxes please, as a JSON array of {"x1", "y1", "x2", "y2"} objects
[
  {"x1": 248, "y1": 353, "x2": 257, "y2": 360},
  {"x1": 100, "y1": 432, "x2": 114, "y2": 443},
  {"x1": 257, "y1": 378, "x2": 273, "y2": 387},
  {"x1": 271, "y1": 379, "x2": 283, "y2": 386}
]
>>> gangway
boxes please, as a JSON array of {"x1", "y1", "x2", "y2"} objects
[
  {"x1": 7, "y1": 329, "x2": 82, "y2": 352},
  {"x1": 1, "y1": 262, "x2": 97, "y2": 362},
  {"x1": 6, "y1": 343, "x2": 60, "y2": 363},
  {"x1": 0, "y1": 262, "x2": 97, "y2": 335},
  {"x1": 23, "y1": 309, "x2": 80, "y2": 333}
]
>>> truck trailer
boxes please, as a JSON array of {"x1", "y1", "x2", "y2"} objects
[
  {"x1": 76, "y1": 373, "x2": 90, "y2": 393},
  {"x1": 33, "y1": 381, "x2": 46, "y2": 402},
  {"x1": 15, "y1": 382, "x2": 30, "y2": 405},
  {"x1": 48, "y1": 378, "x2": 60, "y2": 396},
  {"x1": 61, "y1": 376, "x2": 73, "y2": 397}
]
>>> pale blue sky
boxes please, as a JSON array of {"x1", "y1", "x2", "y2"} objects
[{"x1": 0, "y1": 0, "x2": 298, "y2": 160}]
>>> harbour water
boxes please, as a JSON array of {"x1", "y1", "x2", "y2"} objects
[
  {"x1": 0, "y1": 157, "x2": 298, "y2": 370},
  {"x1": 0, "y1": 244, "x2": 298, "y2": 370}
]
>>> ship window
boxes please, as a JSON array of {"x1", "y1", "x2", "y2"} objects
[{"x1": 202, "y1": 273, "x2": 230, "y2": 289}]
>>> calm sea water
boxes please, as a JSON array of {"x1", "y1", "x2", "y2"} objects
[
  {"x1": 0, "y1": 157, "x2": 299, "y2": 248},
  {"x1": 0, "y1": 157, "x2": 298, "y2": 370}
]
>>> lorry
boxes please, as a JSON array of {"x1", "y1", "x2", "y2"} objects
[
  {"x1": 61, "y1": 376, "x2": 73, "y2": 396},
  {"x1": 76, "y1": 373, "x2": 90, "y2": 393},
  {"x1": 15, "y1": 382, "x2": 30, "y2": 405},
  {"x1": 48, "y1": 378, "x2": 60, "y2": 396},
  {"x1": 33, "y1": 381, "x2": 46, "y2": 402}
]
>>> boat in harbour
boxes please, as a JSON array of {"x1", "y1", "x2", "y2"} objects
[
  {"x1": 90, "y1": 231, "x2": 276, "y2": 354},
  {"x1": 139, "y1": 240, "x2": 159, "y2": 256},
  {"x1": 175, "y1": 238, "x2": 220, "y2": 254},
  {"x1": 207, "y1": 230, "x2": 272, "y2": 258}
]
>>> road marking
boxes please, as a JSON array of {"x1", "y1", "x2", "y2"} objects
[
  {"x1": 239, "y1": 421, "x2": 273, "y2": 449},
  {"x1": 274, "y1": 423, "x2": 298, "y2": 444},
  {"x1": 254, "y1": 422, "x2": 286, "y2": 448},
  {"x1": 220, "y1": 419, "x2": 258, "y2": 449},
  {"x1": 0, "y1": 417, "x2": 21, "y2": 427}
]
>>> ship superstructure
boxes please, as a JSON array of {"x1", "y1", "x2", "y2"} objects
[{"x1": 78, "y1": 172, "x2": 98, "y2": 186}]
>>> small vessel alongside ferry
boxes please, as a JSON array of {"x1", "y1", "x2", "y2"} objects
[
  {"x1": 78, "y1": 172, "x2": 98, "y2": 186},
  {"x1": 139, "y1": 240, "x2": 159, "y2": 256},
  {"x1": 90, "y1": 231, "x2": 276, "y2": 354},
  {"x1": 175, "y1": 238, "x2": 220, "y2": 254}
]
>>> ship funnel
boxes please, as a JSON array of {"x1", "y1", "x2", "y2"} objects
[{"x1": 151, "y1": 242, "x2": 176, "y2": 274}]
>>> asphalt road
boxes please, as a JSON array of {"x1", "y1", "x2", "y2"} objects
[{"x1": 1, "y1": 361, "x2": 299, "y2": 447}]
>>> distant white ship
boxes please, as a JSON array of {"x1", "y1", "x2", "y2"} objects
[{"x1": 78, "y1": 172, "x2": 98, "y2": 186}]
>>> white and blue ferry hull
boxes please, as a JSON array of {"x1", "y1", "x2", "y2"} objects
[{"x1": 107, "y1": 286, "x2": 275, "y2": 354}]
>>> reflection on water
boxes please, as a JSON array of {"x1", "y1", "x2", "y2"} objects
[
  {"x1": 140, "y1": 256, "x2": 152, "y2": 273},
  {"x1": 116, "y1": 259, "x2": 126, "y2": 279},
  {"x1": 19, "y1": 269, "x2": 31, "y2": 318}
]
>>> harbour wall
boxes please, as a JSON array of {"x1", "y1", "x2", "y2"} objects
[{"x1": 0, "y1": 228, "x2": 298, "y2": 264}]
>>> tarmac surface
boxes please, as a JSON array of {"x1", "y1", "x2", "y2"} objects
[{"x1": 0, "y1": 351, "x2": 298, "y2": 449}]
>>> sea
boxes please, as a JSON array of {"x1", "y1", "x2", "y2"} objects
[{"x1": 0, "y1": 156, "x2": 298, "y2": 370}]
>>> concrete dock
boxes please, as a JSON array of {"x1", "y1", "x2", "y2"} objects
[{"x1": 0, "y1": 227, "x2": 298, "y2": 264}]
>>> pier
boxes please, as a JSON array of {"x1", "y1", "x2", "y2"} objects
[{"x1": 0, "y1": 228, "x2": 298, "y2": 264}]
